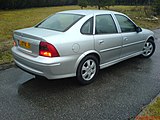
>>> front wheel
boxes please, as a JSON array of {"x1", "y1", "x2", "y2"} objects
[
  {"x1": 141, "y1": 39, "x2": 155, "y2": 58},
  {"x1": 76, "y1": 55, "x2": 99, "y2": 85}
]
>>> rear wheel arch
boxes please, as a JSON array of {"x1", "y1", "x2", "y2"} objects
[
  {"x1": 88, "y1": 53, "x2": 100, "y2": 64},
  {"x1": 75, "y1": 51, "x2": 101, "y2": 72}
]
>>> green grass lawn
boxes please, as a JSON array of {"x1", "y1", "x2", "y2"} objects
[
  {"x1": 136, "y1": 97, "x2": 160, "y2": 119},
  {"x1": 0, "y1": 5, "x2": 160, "y2": 64}
]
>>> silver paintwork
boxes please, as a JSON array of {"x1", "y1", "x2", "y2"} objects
[{"x1": 11, "y1": 10, "x2": 155, "y2": 79}]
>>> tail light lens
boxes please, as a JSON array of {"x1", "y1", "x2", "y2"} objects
[{"x1": 39, "y1": 42, "x2": 59, "y2": 57}]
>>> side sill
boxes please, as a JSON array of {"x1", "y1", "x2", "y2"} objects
[{"x1": 100, "y1": 51, "x2": 142, "y2": 69}]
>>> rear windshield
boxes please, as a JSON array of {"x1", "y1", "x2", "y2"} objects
[{"x1": 36, "y1": 13, "x2": 84, "y2": 32}]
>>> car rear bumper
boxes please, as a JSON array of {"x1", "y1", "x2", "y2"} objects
[{"x1": 12, "y1": 47, "x2": 77, "y2": 79}]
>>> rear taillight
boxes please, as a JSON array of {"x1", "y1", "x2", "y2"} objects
[{"x1": 39, "y1": 42, "x2": 59, "y2": 57}]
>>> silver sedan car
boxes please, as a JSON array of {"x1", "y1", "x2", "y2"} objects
[{"x1": 12, "y1": 10, "x2": 155, "y2": 85}]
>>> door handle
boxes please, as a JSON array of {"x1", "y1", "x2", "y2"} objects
[
  {"x1": 123, "y1": 37, "x2": 128, "y2": 41},
  {"x1": 99, "y1": 40, "x2": 104, "y2": 44}
]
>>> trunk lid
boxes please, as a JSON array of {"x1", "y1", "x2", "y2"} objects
[{"x1": 13, "y1": 27, "x2": 61, "y2": 56}]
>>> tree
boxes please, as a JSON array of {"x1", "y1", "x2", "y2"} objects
[
  {"x1": 78, "y1": 0, "x2": 88, "y2": 9},
  {"x1": 88, "y1": 0, "x2": 115, "y2": 10},
  {"x1": 0, "y1": 0, "x2": 78, "y2": 9},
  {"x1": 106, "y1": 0, "x2": 115, "y2": 8},
  {"x1": 153, "y1": 0, "x2": 160, "y2": 15}
]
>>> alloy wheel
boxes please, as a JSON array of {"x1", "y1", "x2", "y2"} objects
[
  {"x1": 81, "y1": 59, "x2": 97, "y2": 81},
  {"x1": 142, "y1": 42, "x2": 153, "y2": 57}
]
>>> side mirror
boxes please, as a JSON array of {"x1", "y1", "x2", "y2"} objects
[{"x1": 136, "y1": 27, "x2": 142, "y2": 33}]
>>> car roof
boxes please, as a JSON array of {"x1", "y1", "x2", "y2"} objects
[{"x1": 58, "y1": 10, "x2": 123, "y2": 16}]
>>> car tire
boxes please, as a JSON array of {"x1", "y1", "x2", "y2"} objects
[
  {"x1": 76, "y1": 55, "x2": 99, "y2": 85},
  {"x1": 141, "y1": 39, "x2": 155, "y2": 58}
]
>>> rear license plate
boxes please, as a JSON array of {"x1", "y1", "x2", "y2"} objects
[{"x1": 19, "y1": 40, "x2": 31, "y2": 49}]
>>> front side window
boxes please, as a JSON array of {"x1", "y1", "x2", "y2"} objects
[
  {"x1": 36, "y1": 13, "x2": 84, "y2": 32},
  {"x1": 95, "y1": 14, "x2": 117, "y2": 34},
  {"x1": 81, "y1": 17, "x2": 93, "y2": 35},
  {"x1": 115, "y1": 14, "x2": 136, "y2": 33}
]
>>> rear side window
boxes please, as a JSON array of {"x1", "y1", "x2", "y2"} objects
[
  {"x1": 81, "y1": 17, "x2": 93, "y2": 35},
  {"x1": 95, "y1": 14, "x2": 117, "y2": 34},
  {"x1": 115, "y1": 14, "x2": 136, "y2": 33},
  {"x1": 36, "y1": 13, "x2": 84, "y2": 32}
]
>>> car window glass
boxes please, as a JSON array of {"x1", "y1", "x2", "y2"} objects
[
  {"x1": 115, "y1": 14, "x2": 136, "y2": 33},
  {"x1": 81, "y1": 17, "x2": 93, "y2": 35},
  {"x1": 95, "y1": 14, "x2": 117, "y2": 34},
  {"x1": 36, "y1": 13, "x2": 84, "y2": 32}
]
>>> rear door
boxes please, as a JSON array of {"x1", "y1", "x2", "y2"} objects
[
  {"x1": 94, "y1": 14, "x2": 123, "y2": 64},
  {"x1": 115, "y1": 14, "x2": 144, "y2": 57}
]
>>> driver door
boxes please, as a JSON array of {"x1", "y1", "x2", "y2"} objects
[{"x1": 115, "y1": 14, "x2": 144, "y2": 57}]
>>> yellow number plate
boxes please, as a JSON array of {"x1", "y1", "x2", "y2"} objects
[{"x1": 19, "y1": 40, "x2": 31, "y2": 49}]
